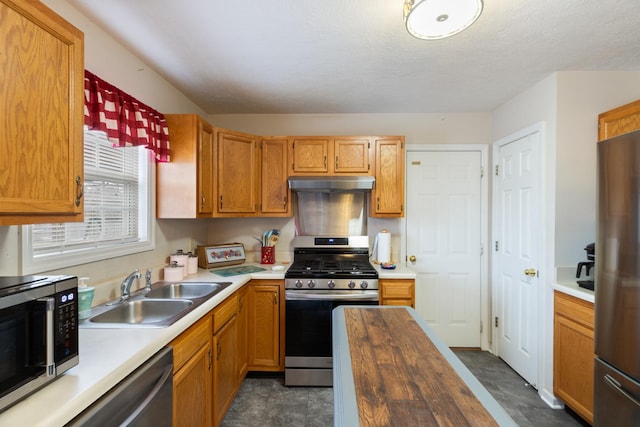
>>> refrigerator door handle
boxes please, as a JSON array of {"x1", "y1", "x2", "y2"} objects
[{"x1": 604, "y1": 373, "x2": 640, "y2": 408}]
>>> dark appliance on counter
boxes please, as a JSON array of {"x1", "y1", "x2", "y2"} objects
[
  {"x1": 594, "y1": 130, "x2": 640, "y2": 425},
  {"x1": 284, "y1": 236, "x2": 379, "y2": 386},
  {"x1": 576, "y1": 242, "x2": 595, "y2": 291},
  {"x1": 0, "y1": 275, "x2": 79, "y2": 412}
]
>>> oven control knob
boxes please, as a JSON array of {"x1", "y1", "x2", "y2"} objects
[
  {"x1": 360, "y1": 281, "x2": 368, "y2": 289},
  {"x1": 307, "y1": 280, "x2": 315, "y2": 288},
  {"x1": 327, "y1": 280, "x2": 336, "y2": 289},
  {"x1": 348, "y1": 280, "x2": 356, "y2": 289},
  {"x1": 295, "y1": 280, "x2": 303, "y2": 288}
]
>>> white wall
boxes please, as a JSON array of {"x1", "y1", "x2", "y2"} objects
[
  {"x1": 209, "y1": 112, "x2": 492, "y2": 145},
  {"x1": 555, "y1": 71, "x2": 640, "y2": 266},
  {"x1": 0, "y1": 0, "x2": 210, "y2": 303}
]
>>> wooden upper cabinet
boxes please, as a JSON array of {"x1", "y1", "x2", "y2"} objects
[
  {"x1": 216, "y1": 129, "x2": 259, "y2": 215},
  {"x1": 334, "y1": 137, "x2": 372, "y2": 174},
  {"x1": 260, "y1": 138, "x2": 290, "y2": 216},
  {"x1": 371, "y1": 137, "x2": 405, "y2": 217},
  {"x1": 598, "y1": 99, "x2": 640, "y2": 141},
  {"x1": 289, "y1": 137, "x2": 331, "y2": 174},
  {"x1": 289, "y1": 136, "x2": 372, "y2": 175},
  {"x1": 0, "y1": 0, "x2": 84, "y2": 225},
  {"x1": 158, "y1": 115, "x2": 214, "y2": 218}
]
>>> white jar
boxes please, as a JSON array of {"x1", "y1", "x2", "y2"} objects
[
  {"x1": 187, "y1": 252, "x2": 198, "y2": 275},
  {"x1": 164, "y1": 261, "x2": 184, "y2": 281},
  {"x1": 170, "y1": 249, "x2": 188, "y2": 277}
]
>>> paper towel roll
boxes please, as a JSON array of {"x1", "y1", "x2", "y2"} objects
[{"x1": 377, "y1": 230, "x2": 391, "y2": 263}]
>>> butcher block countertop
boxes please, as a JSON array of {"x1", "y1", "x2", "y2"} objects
[{"x1": 333, "y1": 306, "x2": 516, "y2": 426}]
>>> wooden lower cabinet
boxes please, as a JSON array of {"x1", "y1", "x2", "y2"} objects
[
  {"x1": 247, "y1": 280, "x2": 284, "y2": 371},
  {"x1": 553, "y1": 291, "x2": 594, "y2": 424},
  {"x1": 170, "y1": 282, "x2": 284, "y2": 426},
  {"x1": 379, "y1": 279, "x2": 415, "y2": 308},
  {"x1": 170, "y1": 316, "x2": 213, "y2": 427}
]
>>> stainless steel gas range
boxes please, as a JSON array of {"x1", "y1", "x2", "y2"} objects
[{"x1": 284, "y1": 236, "x2": 379, "y2": 386}]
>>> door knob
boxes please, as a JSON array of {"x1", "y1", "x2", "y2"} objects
[
  {"x1": 524, "y1": 268, "x2": 537, "y2": 277},
  {"x1": 409, "y1": 255, "x2": 416, "y2": 262}
]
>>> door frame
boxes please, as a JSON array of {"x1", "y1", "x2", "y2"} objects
[{"x1": 403, "y1": 144, "x2": 490, "y2": 350}]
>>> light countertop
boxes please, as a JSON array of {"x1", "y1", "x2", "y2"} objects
[
  {"x1": 0, "y1": 263, "x2": 286, "y2": 427},
  {"x1": 373, "y1": 262, "x2": 417, "y2": 279},
  {"x1": 554, "y1": 266, "x2": 595, "y2": 303}
]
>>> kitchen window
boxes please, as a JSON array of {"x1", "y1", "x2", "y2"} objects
[{"x1": 21, "y1": 129, "x2": 155, "y2": 274}]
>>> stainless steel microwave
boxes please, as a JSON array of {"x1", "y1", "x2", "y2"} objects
[{"x1": 0, "y1": 275, "x2": 79, "y2": 412}]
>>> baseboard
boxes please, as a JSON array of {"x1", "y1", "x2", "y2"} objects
[{"x1": 539, "y1": 387, "x2": 564, "y2": 409}]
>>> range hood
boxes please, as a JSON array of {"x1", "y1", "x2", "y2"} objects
[{"x1": 288, "y1": 176, "x2": 375, "y2": 192}]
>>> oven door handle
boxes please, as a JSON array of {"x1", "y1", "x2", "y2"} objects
[{"x1": 285, "y1": 290, "x2": 379, "y2": 301}]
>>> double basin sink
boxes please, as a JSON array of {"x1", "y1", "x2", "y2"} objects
[{"x1": 80, "y1": 281, "x2": 233, "y2": 328}]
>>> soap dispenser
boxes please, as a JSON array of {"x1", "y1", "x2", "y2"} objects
[{"x1": 78, "y1": 277, "x2": 95, "y2": 320}]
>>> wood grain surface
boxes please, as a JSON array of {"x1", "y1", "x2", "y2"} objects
[{"x1": 344, "y1": 307, "x2": 499, "y2": 426}]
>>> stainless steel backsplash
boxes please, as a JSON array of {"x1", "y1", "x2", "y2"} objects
[{"x1": 293, "y1": 192, "x2": 367, "y2": 236}]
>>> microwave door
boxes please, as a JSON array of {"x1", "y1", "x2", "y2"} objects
[{"x1": 0, "y1": 289, "x2": 54, "y2": 407}]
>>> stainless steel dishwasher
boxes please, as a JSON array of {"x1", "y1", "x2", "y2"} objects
[{"x1": 67, "y1": 347, "x2": 173, "y2": 427}]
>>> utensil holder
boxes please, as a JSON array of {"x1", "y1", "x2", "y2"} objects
[{"x1": 261, "y1": 246, "x2": 275, "y2": 264}]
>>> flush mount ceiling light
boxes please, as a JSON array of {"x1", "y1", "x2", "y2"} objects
[{"x1": 403, "y1": 0, "x2": 483, "y2": 40}]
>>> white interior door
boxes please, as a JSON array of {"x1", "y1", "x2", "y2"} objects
[
  {"x1": 406, "y1": 150, "x2": 482, "y2": 347},
  {"x1": 493, "y1": 128, "x2": 541, "y2": 388}
]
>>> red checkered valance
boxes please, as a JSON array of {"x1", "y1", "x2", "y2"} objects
[{"x1": 83, "y1": 70, "x2": 170, "y2": 162}]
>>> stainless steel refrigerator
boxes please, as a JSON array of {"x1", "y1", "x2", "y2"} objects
[{"x1": 595, "y1": 129, "x2": 640, "y2": 425}]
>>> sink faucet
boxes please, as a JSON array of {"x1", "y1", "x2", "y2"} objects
[
  {"x1": 120, "y1": 269, "x2": 141, "y2": 302},
  {"x1": 145, "y1": 269, "x2": 152, "y2": 292}
]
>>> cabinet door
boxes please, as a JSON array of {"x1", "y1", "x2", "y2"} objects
[
  {"x1": 553, "y1": 292, "x2": 594, "y2": 424},
  {"x1": 598, "y1": 99, "x2": 640, "y2": 141},
  {"x1": 0, "y1": 0, "x2": 84, "y2": 225},
  {"x1": 213, "y1": 316, "x2": 238, "y2": 427},
  {"x1": 171, "y1": 315, "x2": 213, "y2": 427},
  {"x1": 260, "y1": 138, "x2": 290, "y2": 215},
  {"x1": 173, "y1": 343, "x2": 212, "y2": 427},
  {"x1": 159, "y1": 115, "x2": 214, "y2": 218},
  {"x1": 371, "y1": 137, "x2": 405, "y2": 217},
  {"x1": 334, "y1": 137, "x2": 372, "y2": 174},
  {"x1": 289, "y1": 137, "x2": 331, "y2": 174},
  {"x1": 216, "y1": 130, "x2": 258, "y2": 214},
  {"x1": 198, "y1": 121, "x2": 215, "y2": 215},
  {"x1": 237, "y1": 286, "x2": 248, "y2": 381},
  {"x1": 380, "y1": 279, "x2": 415, "y2": 308},
  {"x1": 248, "y1": 283, "x2": 282, "y2": 370}
]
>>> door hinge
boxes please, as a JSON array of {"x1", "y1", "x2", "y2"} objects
[
  {"x1": 480, "y1": 245, "x2": 484, "y2": 256},
  {"x1": 495, "y1": 316, "x2": 499, "y2": 328},
  {"x1": 495, "y1": 165, "x2": 499, "y2": 176},
  {"x1": 495, "y1": 241, "x2": 499, "y2": 252},
  {"x1": 480, "y1": 166, "x2": 484, "y2": 178},
  {"x1": 480, "y1": 321, "x2": 483, "y2": 334}
]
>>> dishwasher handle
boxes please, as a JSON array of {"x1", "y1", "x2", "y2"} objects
[{"x1": 120, "y1": 363, "x2": 173, "y2": 426}]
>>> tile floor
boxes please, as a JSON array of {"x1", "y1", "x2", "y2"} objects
[{"x1": 221, "y1": 350, "x2": 590, "y2": 426}]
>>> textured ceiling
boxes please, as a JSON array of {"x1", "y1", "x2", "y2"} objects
[{"x1": 68, "y1": 0, "x2": 640, "y2": 114}]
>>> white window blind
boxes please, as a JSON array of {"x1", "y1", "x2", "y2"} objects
[{"x1": 22, "y1": 129, "x2": 154, "y2": 273}]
